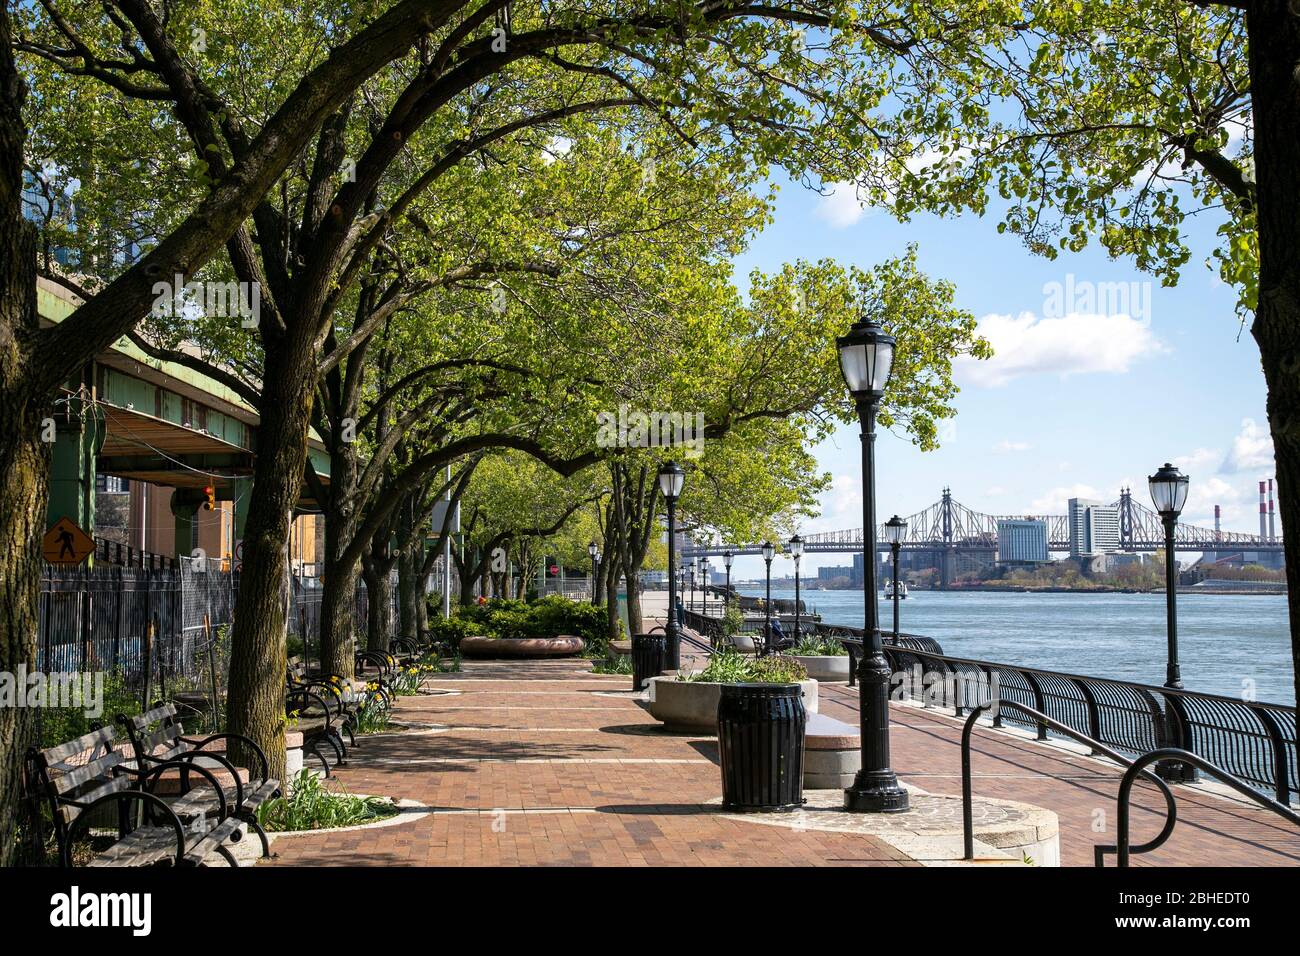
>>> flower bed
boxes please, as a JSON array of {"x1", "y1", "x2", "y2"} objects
[
  {"x1": 427, "y1": 596, "x2": 611, "y2": 656},
  {"x1": 644, "y1": 652, "x2": 818, "y2": 732}
]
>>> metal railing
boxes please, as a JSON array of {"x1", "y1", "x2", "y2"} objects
[
  {"x1": 960, "y1": 702, "x2": 1300, "y2": 866},
  {"x1": 960, "y1": 701, "x2": 1177, "y2": 866},
  {"x1": 814, "y1": 621, "x2": 1297, "y2": 805}
]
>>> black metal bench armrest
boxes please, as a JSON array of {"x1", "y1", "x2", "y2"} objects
[
  {"x1": 286, "y1": 687, "x2": 335, "y2": 730},
  {"x1": 62, "y1": 790, "x2": 187, "y2": 868},
  {"x1": 120, "y1": 756, "x2": 233, "y2": 820},
  {"x1": 180, "y1": 733, "x2": 271, "y2": 790}
]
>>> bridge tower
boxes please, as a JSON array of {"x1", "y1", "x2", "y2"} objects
[
  {"x1": 939, "y1": 486, "x2": 955, "y2": 590},
  {"x1": 1119, "y1": 486, "x2": 1134, "y2": 549}
]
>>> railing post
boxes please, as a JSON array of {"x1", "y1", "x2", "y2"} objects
[
  {"x1": 1249, "y1": 705, "x2": 1292, "y2": 805},
  {"x1": 1073, "y1": 679, "x2": 1104, "y2": 755},
  {"x1": 1156, "y1": 692, "x2": 1199, "y2": 783},
  {"x1": 1020, "y1": 671, "x2": 1048, "y2": 738}
]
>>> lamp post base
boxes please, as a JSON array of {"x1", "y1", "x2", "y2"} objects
[{"x1": 844, "y1": 770, "x2": 910, "y2": 813}]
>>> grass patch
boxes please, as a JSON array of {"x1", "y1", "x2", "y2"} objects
[{"x1": 257, "y1": 770, "x2": 399, "y2": 832}]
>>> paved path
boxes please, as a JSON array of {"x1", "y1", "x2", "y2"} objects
[
  {"x1": 263, "y1": 657, "x2": 1300, "y2": 867},
  {"x1": 265, "y1": 659, "x2": 914, "y2": 867}
]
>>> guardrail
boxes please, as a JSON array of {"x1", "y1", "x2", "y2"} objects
[{"x1": 815, "y1": 621, "x2": 1297, "y2": 805}]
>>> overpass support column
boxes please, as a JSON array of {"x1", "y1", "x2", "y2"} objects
[{"x1": 46, "y1": 382, "x2": 101, "y2": 535}]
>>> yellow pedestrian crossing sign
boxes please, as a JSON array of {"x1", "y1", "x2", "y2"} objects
[{"x1": 43, "y1": 517, "x2": 94, "y2": 566}]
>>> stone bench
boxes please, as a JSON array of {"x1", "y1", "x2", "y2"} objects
[{"x1": 804, "y1": 713, "x2": 861, "y2": 789}]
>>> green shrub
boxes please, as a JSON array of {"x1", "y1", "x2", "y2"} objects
[
  {"x1": 257, "y1": 770, "x2": 398, "y2": 832},
  {"x1": 680, "y1": 649, "x2": 807, "y2": 684},
  {"x1": 38, "y1": 671, "x2": 144, "y2": 749},
  {"x1": 790, "y1": 635, "x2": 848, "y2": 657},
  {"x1": 427, "y1": 597, "x2": 612, "y2": 656}
]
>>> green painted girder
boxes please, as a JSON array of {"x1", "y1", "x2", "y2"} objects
[{"x1": 38, "y1": 280, "x2": 330, "y2": 483}]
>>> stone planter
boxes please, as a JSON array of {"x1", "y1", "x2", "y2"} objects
[
  {"x1": 459, "y1": 635, "x2": 585, "y2": 657},
  {"x1": 645, "y1": 676, "x2": 818, "y2": 733},
  {"x1": 790, "y1": 654, "x2": 852, "y2": 682},
  {"x1": 285, "y1": 730, "x2": 304, "y2": 779}
]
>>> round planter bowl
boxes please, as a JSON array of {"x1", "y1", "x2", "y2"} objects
[
  {"x1": 459, "y1": 635, "x2": 586, "y2": 658},
  {"x1": 790, "y1": 654, "x2": 852, "y2": 682},
  {"x1": 645, "y1": 676, "x2": 818, "y2": 733}
]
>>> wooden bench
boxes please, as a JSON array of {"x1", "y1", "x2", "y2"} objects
[
  {"x1": 118, "y1": 703, "x2": 279, "y2": 859},
  {"x1": 804, "y1": 713, "x2": 862, "y2": 789},
  {"x1": 286, "y1": 659, "x2": 353, "y2": 772},
  {"x1": 27, "y1": 727, "x2": 246, "y2": 867}
]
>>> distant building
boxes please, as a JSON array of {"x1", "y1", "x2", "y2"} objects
[
  {"x1": 817, "y1": 565, "x2": 854, "y2": 584},
  {"x1": 1069, "y1": 498, "x2": 1120, "y2": 556},
  {"x1": 997, "y1": 519, "x2": 1049, "y2": 565}
]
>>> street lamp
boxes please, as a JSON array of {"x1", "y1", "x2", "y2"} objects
[
  {"x1": 883, "y1": 516, "x2": 907, "y2": 644},
  {"x1": 761, "y1": 540, "x2": 775, "y2": 654},
  {"x1": 1148, "y1": 463, "x2": 1189, "y2": 689},
  {"x1": 688, "y1": 556, "x2": 697, "y2": 613},
  {"x1": 588, "y1": 541, "x2": 600, "y2": 606},
  {"x1": 722, "y1": 549, "x2": 733, "y2": 607},
  {"x1": 838, "y1": 314, "x2": 909, "y2": 813},
  {"x1": 699, "y1": 558, "x2": 709, "y2": 616},
  {"x1": 657, "y1": 461, "x2": 685, "y2": 670},
  {"x1": 788, "y1": 534, "x2": 804, "y2": 644}
]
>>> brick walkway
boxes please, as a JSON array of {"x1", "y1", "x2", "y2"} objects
[{"x1": 263, "y1": 657, "x2": 1300, "y2": 867}]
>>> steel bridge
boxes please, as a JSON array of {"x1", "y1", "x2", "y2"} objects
[{"x1": 682, "y1": 488, "x2": 1283, "y2": 565}]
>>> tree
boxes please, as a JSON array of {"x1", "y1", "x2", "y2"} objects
[{"x1": 860, "y1": 0, "x2": 1294, "y2": 713}]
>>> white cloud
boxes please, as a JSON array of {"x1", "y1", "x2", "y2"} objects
[
  {"x1": 1030, "y1": 483, "x2": 1101, "y2": 514},
  {"x1": 993, "y1": 439, "x2": 1031, "y2": 453},
  {"x1": 985, "y1": 485, "x2": 1007, "y2": 497},
  {"x1": 1220, "y1": 418, "x2": 1274, "y2": 474},
  {"x1": 814, "y1": 182, "x2": 867, "y2": 228},
  {"x1": 958, "y1": 311, "x2": 1165, "y2": 387},
  {"x1": 1172, "y1": 447, "x2": 1221, "y2": 474},
  {"x1": 803, "y1": 473, "x2": 862, "y2": 534}
]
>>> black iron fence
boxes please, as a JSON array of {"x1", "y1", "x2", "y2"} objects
[
  {"x1": 37, "y1": 563, "x2": 398, "y2": 692},
  {"x1": 815, "y1": 621, "x2": 1298, "y2": 805}
]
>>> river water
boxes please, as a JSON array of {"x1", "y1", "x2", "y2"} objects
[{"x1": 734, "y1": 586, "x2": 1294, "y2": 705}]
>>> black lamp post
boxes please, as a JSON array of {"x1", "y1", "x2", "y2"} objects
[
  {"x1": 688, "y1": 556, "x2": 697, "y2": 613},
  {"x1": 761, "y1": 540, "x2": 775, "y2": 654},
  {"x1": 588, "y1": 541, "x2": 600, "y2": 606},
  {"x1": 1148, "y1": 463, "x2": 1189, "y2": 689},
  {"x1": 884, "y1": 516, "x2": 906, "y2": 644},
  {"x1": 657, "y1": 461, "x2": 685, "y2": 670},
  {"x1": 723, "y1": 550, "x2": 733, "y2": 607},
  {"x1": 700, "y1": 558, "x2": 709, "y2": 616},
  {"x1": 838, "y1": 315, "x2": 910, "y2": 813},
  {"x1": 788, "y1": 534, "x2": 804, "y2": 644}
]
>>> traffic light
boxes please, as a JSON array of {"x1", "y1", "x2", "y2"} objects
[{"x1": 203, "y1": 485, "x2": 216, "y2": 511}]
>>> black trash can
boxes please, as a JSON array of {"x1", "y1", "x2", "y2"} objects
[
  {"x1": 631, "y1": 633, "x2": 668, "y2": 691},
  {"x1": 717, "y1": 683, "x2": 806, "y2": 811}
]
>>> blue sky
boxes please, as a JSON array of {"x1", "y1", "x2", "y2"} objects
[{"x1": 723, "y1": 174, "x2": 1274, "y2": 578}]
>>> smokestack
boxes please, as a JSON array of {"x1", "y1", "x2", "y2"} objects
[
  {"x1": 1268, "y1": 478, "x2": 1276, "y2": 542},
  {"x1": 1214, "y1": 505, "x2": 1221, "y2": 541},
  {"x1": 1260, "y1": 480, "x2": 1268, "y2": 540}
]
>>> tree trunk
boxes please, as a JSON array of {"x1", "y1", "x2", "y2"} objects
[
  {"x1": 318, "y1": 440, "x2": 358, "y2": 677},
  {"x1": 398, "y1": 546, "x2": 421, "y2": 641},
  {"x1": 224, "y1": 343, "x2": 316, "y2": 784},
  {"x1": 0, "y1": 8, "x2": 52, "y2": 864},
  {"x1": 626, "y1": 573, "x2": 643, "y2": 636},
  {"x1": 365, "y1": 564, "x2": 394, "y2": 652},
  {"x1": 605, "y1": 552, "x2": 621, "y2": 641},
  {"x1": 1247, "y1": 1, "x2": 1300, "y2": 725}
]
